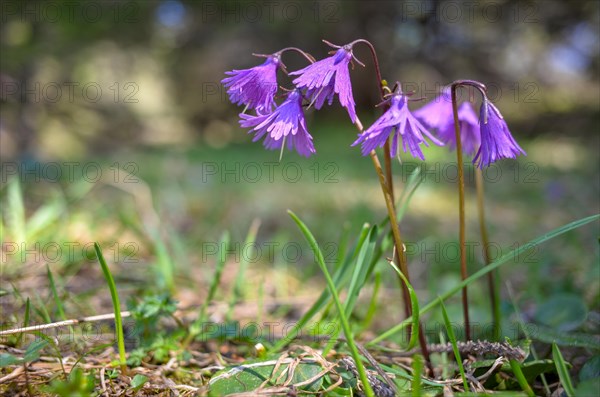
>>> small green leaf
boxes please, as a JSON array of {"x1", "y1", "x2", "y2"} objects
[
  {"x1": 575, "y1": 378, "x2": 600, "y2": 397},
  {"x1": 529, "y1": 325, "x2": 600, "y2": 349},
  {"x1": 534, "y1": 294, "x2": 588, "y2": 331},
  {"x1": 24, "y1": 339, "x2": 49, "y2": 362},
  {"x1": 45, "y1": 367, "x2": 96, "y2": 395},
  {"x1": 0, "y1": 353, "x2": 22, "y2": 367},
  {"x1": 517, "y1": 359, "x2": 562, "y2": 384},
  {"x1": 209, "y1": 361, "x2": 323, "y2": 396},
  {"x1": 130, "y1": 374, "x2": 149, "y2": 391},
  {"x1": 579, "y1": 355, "x2": 600, "y2": 382}
]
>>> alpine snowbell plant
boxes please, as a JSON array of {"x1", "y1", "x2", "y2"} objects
[{"x1": 222, "y1": 39, "x2": 526, "y2": 381}]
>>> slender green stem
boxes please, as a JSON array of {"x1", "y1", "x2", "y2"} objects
[
  {"x1": 94, "y1": 243, "x2": 127, "y2": 374},
  {"x1": 288, "y1": 211, "x2": 375, "y2": 397},
  {"x1": 475, "y1": 168, "x2": 501, "y2": 340},
  {"x1": 450, "y1": 84, "x2": 471, "y2": 341}
]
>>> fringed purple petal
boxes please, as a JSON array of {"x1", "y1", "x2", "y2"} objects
[
  {"x1": 414, "y1": 87, "x2": 453, "y2": 129},
  {"x1": 436, "y1": 101, "x2": 480, "y2": 156},
  {"x1": 239, "y1": 90, "x2": 315, "y2": 157},
  {"x1": 353, "y1": 94, "x2": 441, "y2": 160},
  {"x1": 222, "y1": 56, "x2": 280, "y2": 110},
  {"x1": 291, "y1": 48, "x2": 356, "y2": 123},
  {"x1": 474, "y1": 102, "x2": 526, "y2": 168}
]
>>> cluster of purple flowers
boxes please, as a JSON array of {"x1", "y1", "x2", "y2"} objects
[{"x1": 222, "y1": 41, "x2": 525, "y2": 167}]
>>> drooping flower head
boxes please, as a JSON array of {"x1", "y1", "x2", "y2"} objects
[
  {"x1": 414, "y1": 88, "x2": 480, "y2": 156},
  {"x1": 239, "y1": 90, "x2": 315, "y2": 157},
  {"x1": 474, "y1": 100, "x2": 526, "y2": 168},
  {"x1": 413, "y1": 87, "x2": 454, "y2": 131},
  {"x1": 352, "y1": 85, "x2": 443, "y2": 160},
  {"x1": 290, "y1": 41, "x2": 360, "y2": 124},
  {"x1": 222, "y1": 54, "x2": 281, "y2": 111}
]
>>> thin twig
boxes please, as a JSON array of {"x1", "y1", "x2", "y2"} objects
[
  {"x1": 0, "y1": 312, "x2": 131, "y2": 336},
  {"x1": 0, "y1": 366, "x2": 24, "y2": 384},
  {"x1": 100, "y1": 366, "x2": 109, "y2": 397}
]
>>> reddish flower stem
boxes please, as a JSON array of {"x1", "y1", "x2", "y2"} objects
[
  {"x1": 451, "y1": 84, "x2": 471, "y2": 340},
  {"x1": 274, "y1": 47, "x2": 316, "y2": 63},
  {"x1": 356, "y1": 38, "x2": 431, "y2": 369},
  {"x1": 450, "y1": 80, "x2": 488, "y2": 341}
]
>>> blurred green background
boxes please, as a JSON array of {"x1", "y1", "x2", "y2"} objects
[{"x1": 1, "y1": 0, "x2": 599, "y2": 331}]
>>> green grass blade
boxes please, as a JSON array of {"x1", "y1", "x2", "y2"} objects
[
  {"x1": 94, "y1": 243, "x2": 127, "y2": 373},
  {"x1": 203, "y1": 231, "x2": 229, "y2": 316},
  {"x1": 16, "y1": 298, "x2": 30, "y2": 346},
  {"x1": 552, "y1": 343, "x2": 575, "y2": 397},
  {"x1": 288, "y1": 210, "x2": 375, "y2": 397},
  {"x1": 150, "y1": 231, "x2": 175, "y2": 292},
  {"x1": 388, "y1": 261, "x2": 420, "y2": 350},
  {"x1": 26, "y1": 196, "x2": 64, "y2": 241},
  {"x1": 509, "y1": 359, "x2": 535, "y2": 397},
  {"x1": 229, "y1": 220, "x2": 261, "y2": 319},
  {"x1": 270, "y1": 223, "x2": 370, "y2": 352},
  {"x1": 46, "y1": 265, "x2": 67, "y2": 322},
  {"x1": 334, "y1": 222, "x2": 352, "y2": 271},
  {"x1": 369, "y1": 214, "x2": 600, "y2": 345},
  {"x1": 363, "y1": 271, "x2": 382, "y2": 331},
  {"x1": 440, "y1": 299, "x2": 469, "y2": 391},
  {"x1": 6, "y1": 177, "x2": 26, "y2": 244},
  {"x1": 188, "y1": 231, "x2": 230, "y2": 340},
  {"x1": 344, "y1": 226, "x2": 378, "y2": 315},
  {"x1": 33, "y1": 293, "x2": 51, "y2": 323},
  {"x1": 323, "y1": 225, "x2": 378, "y2": 353},
  {"x1": 397, "y1": 166, "x2": 423, "y2": 222}
]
